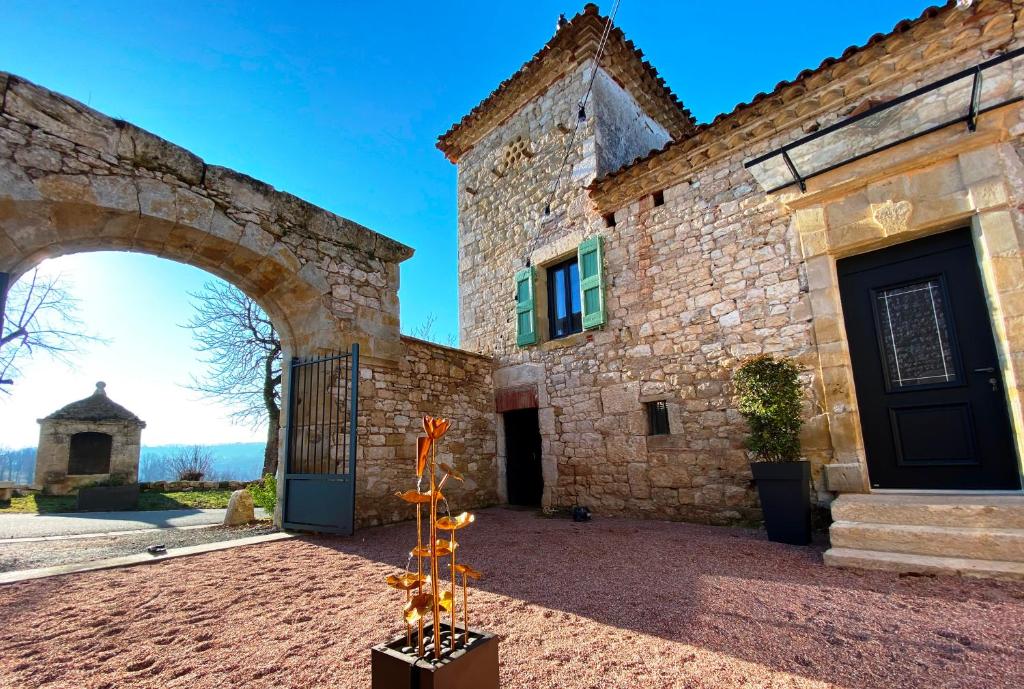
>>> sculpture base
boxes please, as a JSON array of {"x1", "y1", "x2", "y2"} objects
[{"x1": 371, "y1": 623, "x2": 499, "y2": 689}]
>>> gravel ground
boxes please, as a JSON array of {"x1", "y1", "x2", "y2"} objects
[
  {"x1": 1, "y1": 507, "x2": 1022, "y2": 689},
  {"x1": 0, "y1": 522, "x2": 277, "y2": 572}
]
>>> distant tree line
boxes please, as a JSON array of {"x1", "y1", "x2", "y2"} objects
[
  {"x1": 0, "y1": 447, "x2": 35, "y2": 484},
  {"x1": 0, "y1": 445, "x2": 265, "y2": 484}
]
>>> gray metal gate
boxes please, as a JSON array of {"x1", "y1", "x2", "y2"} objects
[{"x1": 282, "y1": 343, "x2": 359, "y2": 534}]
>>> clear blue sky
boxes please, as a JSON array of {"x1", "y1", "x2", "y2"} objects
[{"x1": 0, "y1": 1, "x2": 929, "y2": 447}]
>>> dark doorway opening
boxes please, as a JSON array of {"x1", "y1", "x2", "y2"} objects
[
  {"x1": 838, "y1": 228, "x2": 1021, "y2": 490},
  {"x1": 504, "y1": 408, "x2": 543, "y2": 506},
  {"x1": 68, "y1": 432, "x2": 113, "y2": 475}
]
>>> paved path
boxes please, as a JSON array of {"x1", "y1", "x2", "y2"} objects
[{"x1": 0, "y1": 508, "x2": 269, "y2": 540}]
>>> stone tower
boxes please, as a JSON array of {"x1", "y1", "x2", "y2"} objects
[
  {"x1": 35, "y1": 382, "x2": 146, "y2": 494},
  {"x1": 437, "y1": 3, "x2": 695, "y2": 357},
  {"x1": 437, "y1": 4, "x2": 698, "y2": 511}
]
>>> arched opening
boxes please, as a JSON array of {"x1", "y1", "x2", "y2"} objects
[{"x1": 6, "y1": 249, "x2": 290, "y2": 497}]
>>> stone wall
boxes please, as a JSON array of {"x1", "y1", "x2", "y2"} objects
[
  {"x1": 453, "y1": 1, "x2": 1024, "y2": 524},
  {"x1": 0, "y1": 71, "x2": 412, "y2": 358},
  {"x1": 355, "y1": 336, "x2": 497, "y2": 527},
  {"x1": 1, "y1": 71, "x2": 498, "y2": 528}
]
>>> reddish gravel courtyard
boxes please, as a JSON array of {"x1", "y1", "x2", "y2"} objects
[{"x1": 1, "y1": 507, "x2": 1022, "y2": 689}]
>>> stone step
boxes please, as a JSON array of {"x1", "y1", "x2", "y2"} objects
[
  {"x1": 831, "y1": 493, "x2": 1024, "y2": 529},
  {"x1": 823, "y1": 547, "x2": 1024, "y2": 581},
  {"x1": 830, "y1": 520, "x2": 1024, "y2": 562}
]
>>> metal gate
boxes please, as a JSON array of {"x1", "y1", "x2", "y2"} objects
[{"x1": 282, "y1": 344, "x2": 359, "y2": 534}]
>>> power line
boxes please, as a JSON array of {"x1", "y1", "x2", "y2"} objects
[{"x1": 543, "y1": 0, "x2": 623, "y2": 217}]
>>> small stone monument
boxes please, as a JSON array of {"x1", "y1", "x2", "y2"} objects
[
  {"x1": 223, "y1": 489, "x2": 255, "y2": 526},
  {"x1": 34, "y1": 382, "x2": 146, "y2": 495}
]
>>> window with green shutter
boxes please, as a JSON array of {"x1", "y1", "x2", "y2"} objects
[
  {"x1": 578, "y1": 236, "x2": 606, "y2": 329},
  {"x1": 515, "y1": 266, "x2": 537, "y2": 346}
]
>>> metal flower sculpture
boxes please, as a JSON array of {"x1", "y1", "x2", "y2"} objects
[{"x1": 387, "y1": 415, "x2": 482, "y2": 660}]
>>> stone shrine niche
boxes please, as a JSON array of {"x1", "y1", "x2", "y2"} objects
[
  {"x1": 68, "y1": 432, "x2": 114, "y2": 475},
  {"x1": 34, "y1": 382, "x2": 146, "y2": 495}
]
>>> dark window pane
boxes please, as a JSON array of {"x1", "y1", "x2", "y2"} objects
[
  {"x1": 568, "y1": 261, "x2": 581, "y2": 315},
  {"x1": 554, "y1": 267, "x2": 567, "y2": 320},
  {"x1": 874, "y1": 279, "x2": 958, "y2": 388},
  {"x1": 547, "y1": 257, "x2": 583, "y2": 340},
  {"x1": 647, "y1": 401, "x2": 670, "y2": 435}
]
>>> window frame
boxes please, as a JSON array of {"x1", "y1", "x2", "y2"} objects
[
  {"x1": 546, "y1": 257, "x2": 582, "y2": 340},
  {"x1": 646, "y1": 400, "x2": 671, "y2": 436}
]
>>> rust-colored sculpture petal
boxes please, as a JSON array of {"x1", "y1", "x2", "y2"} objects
[
  {"x1": 411, "y1": 539, "x2": 458, "y2": 559},
  {"x1": 436, "y1": 512, "x2": 475, "y2": 531},
  {"x1": 454, "y1": 563, "x2": 482, "y2": 580},
  {"x1": 416, "y1": 436, "x2": 431, "y2": 477},
  {"x1": 422, "y1": 415, "x2": 451, "y2": 440},
  {"x1": 437, "y1": 590, "x2": 454, "y2": 613},
  {"x1": 439, "y1": 462, "x2": 464, "y2": 481},
  {"x1": 395, "y1": 489, "x2": 440, "y2": 504},
  {"x1": 404, "y1": 593, "x2": 433, "y2": 624},
  {"x1": 386, "y1": 573, "x2": 424, "y2": 591}
]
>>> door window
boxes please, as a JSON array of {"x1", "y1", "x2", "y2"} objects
[{"x1": 873, "y1": 278, "x2": 959, "y2": 389}]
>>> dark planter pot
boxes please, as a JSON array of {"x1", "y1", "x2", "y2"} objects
[
  {"x1": 751, "y1": 460, "x2": 811, "y2": 545},
  {"x1": 372, "y1": 623, "x2": 499, "y2": 689},
  {"x1": 77, "y1": 484, "x2": 139, "y2": 511}
]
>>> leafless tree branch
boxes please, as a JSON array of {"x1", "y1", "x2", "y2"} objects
[
  {"x1": 0, "y1": 268, "x2": 105, "y2": 390},
  {"x1": 182, "y1": 280, "x2": 282, "y2": 475}
]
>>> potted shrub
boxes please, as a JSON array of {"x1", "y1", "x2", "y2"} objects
[
  {"x1": 734, "y1": 354, "x2": 810, "y2": 545},
  {"x1": 77, "y1": 474, "x2": 140, "y2": 511}
]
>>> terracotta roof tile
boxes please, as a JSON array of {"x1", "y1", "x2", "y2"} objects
[{"x1": 588, "y1": 1, "x2": 977, "y2": 207}]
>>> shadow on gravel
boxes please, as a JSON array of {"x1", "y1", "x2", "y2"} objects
[{"x1": 301, "y1": 506, "x2": 1024, "y2": 689}]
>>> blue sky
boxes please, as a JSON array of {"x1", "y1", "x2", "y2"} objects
[{"x1": 1, "y1": 1, "x2": 929, "y2": 447}]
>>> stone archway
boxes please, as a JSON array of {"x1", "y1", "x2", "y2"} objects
[
  {"x1": 0, "y1": 71, "x2": 413, "y2": 359},
  {"x1": 0, "y1": 72, "x2": 417, "y2": 523},
  {"x1": 0, "y1": 71, "x2": 500, "y2": 531}
]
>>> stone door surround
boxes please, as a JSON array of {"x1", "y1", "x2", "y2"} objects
[{"x1": 783, "y1": 107, "x2": 1024, "y2": 493}]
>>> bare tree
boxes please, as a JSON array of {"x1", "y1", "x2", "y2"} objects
[
  {"x1": 405, "y1": 312, "x2": 457, "y2": 347},
  {"x1": 168, "y1": 445, "x2": 215, "y2": 481},
  {"x1": 184, "y1": 281, "x2": 282, "y2": 476},
  {"x1": 1, "y1": 268, "x2": 101, "y2": 390}
]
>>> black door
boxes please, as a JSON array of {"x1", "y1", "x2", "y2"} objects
[
  {"x1": 504, "y1": 408, "x2": 543, "y2": 505},
  {"x1": 838, "y1": 228, "x2": 1020, "y2": 490}
]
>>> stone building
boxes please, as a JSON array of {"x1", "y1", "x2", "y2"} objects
[
  {"x1": 438, "y1": 1, "x2": 1024, "y2": 576},
  {"x1": 34, "y1": 382, "x2": 145, "y2": 495},
  {"x1": 5, "y1": 0, "x2": 1024, "y2": 577}
]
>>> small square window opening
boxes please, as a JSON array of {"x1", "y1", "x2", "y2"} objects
[
  {"x1": 647, "y1": 400, "x2": 670, "y2": 435},
  {"x1": 652, "y1": 190, "x2": 665, "y2": 207}
]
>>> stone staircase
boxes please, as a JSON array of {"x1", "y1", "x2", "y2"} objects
[{"x1": 824, "y1": 493, "x2": 1024, "y2": 580}]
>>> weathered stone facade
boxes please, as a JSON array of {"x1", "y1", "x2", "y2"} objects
[
  {"x1": 441, "y1": 1, "x2": 1024, "y2": 526},
  {"x1": 34, "y1": 382, "x2": 145, "y2": 495},
  {"x1": 357, "y1": 337, "x2": 497, "y2": 527}
]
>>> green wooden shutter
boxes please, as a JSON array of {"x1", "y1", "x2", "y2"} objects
[
  {"x1": 578, "y1": 236, "x2": 606, "y2": 330},
  {"x1": 515, "y1": 266, "x2": 537, "y2": 346}
]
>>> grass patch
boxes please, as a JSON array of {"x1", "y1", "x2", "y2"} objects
[{"x1": 0, "y1": 489, "x2": 235, "y2": 514}]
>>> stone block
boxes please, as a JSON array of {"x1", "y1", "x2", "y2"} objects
[
  {"x1": 824, "y1": 463, "x2": 868, "y2": 493},
  {"x1": 600, "y1": 382, "x2": 639, "y2": 414},
  {"x1": 224, "y1": 489, "x2": 255, "y2": 526},
  {"x1": 4, "y1": 78, "x2": 120, "y2": 155}
]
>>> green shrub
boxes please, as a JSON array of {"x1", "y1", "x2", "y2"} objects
[
  {"x1": 733, "y1": 354, "x2": 804, "y2": 463},
  {"x1": 249, "y1": 474, "x2": 277, "y2": 512}
]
